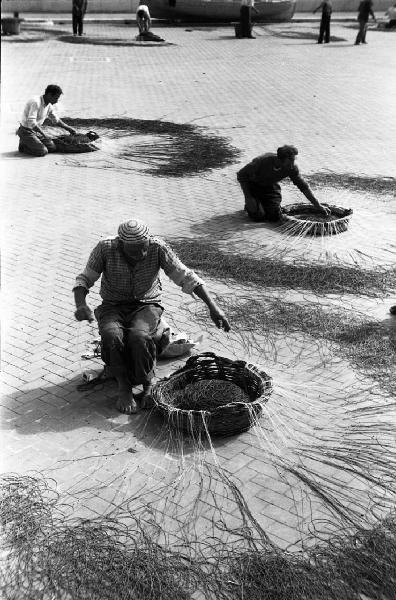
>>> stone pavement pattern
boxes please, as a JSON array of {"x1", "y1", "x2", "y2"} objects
[{"x1": 1, "y1": 20, "x2": 396, "y2": 549}]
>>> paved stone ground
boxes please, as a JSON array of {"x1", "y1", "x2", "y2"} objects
[{"x1": 1, "y1": 20, "x2": 396, "y2": 553}]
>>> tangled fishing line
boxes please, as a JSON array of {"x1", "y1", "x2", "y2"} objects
[
  {"x1": 1, "y1": 472, "x2": 396, "y2": 600},
  {"x1": 60, "y1": 117, "x2": 240, "y2": 177}
]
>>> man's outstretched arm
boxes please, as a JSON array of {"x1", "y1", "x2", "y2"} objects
[{"x1": 193, "y1": 284, "x2": 231, "y2": 332}]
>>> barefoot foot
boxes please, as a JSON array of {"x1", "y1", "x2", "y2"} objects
[
  {"x1": 116, "y1": 389, "x2": 138, "y2": 414},
  {"x1": 134, "y1": 384, "x2": 153, "y2": 409}
]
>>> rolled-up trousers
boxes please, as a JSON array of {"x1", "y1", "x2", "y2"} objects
[
  {"x1": 355, "y1": 19, "x2": 368, "y2": 43},
  {"x1": 95, "y1": 302, "x2": 164, "y2": 385},
  {"x1": 17, "y1": 125, "x2": 56, "y2": 156}
]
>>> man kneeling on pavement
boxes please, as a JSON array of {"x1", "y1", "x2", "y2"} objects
[
  {"x1": 73, "y1": 219, "x2": 230, "y2": 415},
  {"x1": 17, "y1": 84, "x2": 76, "y2": 157},
  {"x1": 237, "y1": 145, "x2": 330, "y2": 221}
]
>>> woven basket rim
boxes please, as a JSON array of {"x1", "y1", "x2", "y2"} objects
[
  {"x1": 282, "y1": 203, "x2": 353, "y2": 224},
  {"x1": 152, "y1": 357, "x2": 272, "y2": 416}
]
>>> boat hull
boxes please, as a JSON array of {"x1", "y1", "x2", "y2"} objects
[{"x1": 149, "y1": 0, "x2": 296, "y2": 22}]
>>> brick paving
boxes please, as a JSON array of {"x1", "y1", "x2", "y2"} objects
[{"x1": 1, "y1": 19, "x2": 396, "y2": 552}]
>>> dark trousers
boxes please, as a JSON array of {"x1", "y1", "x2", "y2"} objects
[
  {"x1": 355, "y1": 19, "x2": 368, "y2": 43},
  {"x1": 239, "y1": 6, "x2": 252, "y2": 38},
  {"x1": 95, "y1": 302, "x2": 164, "y2": 385},
  {"x1": 318, "y1": 15, "x2": 331, "y2": 42},
  {"x1": 242, "y1": 180, "x2": 283, "y2": 222},
  {"x1": 72, "y1": 13, "x2": 84, "y2": 35},
  {"x1": 17, "y1": 125, "x2": 56, "y2": 156}
]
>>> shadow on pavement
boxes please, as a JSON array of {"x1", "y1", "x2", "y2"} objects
[{"x1": 190, "y1": 208, "x2": 281, "y2": 238}]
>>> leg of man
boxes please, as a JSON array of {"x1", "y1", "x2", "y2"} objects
[
  {"x1": 249, "y1": 182, "x2": 283, "y2": 222},
  {"x1": 240, "y1": 6, "x2": 250, "y2": 37},
  {"x1": 72, "y1": 13, "x2": 78, "y2": 35},
  {"x1": 17, "y1": 126, "x2": 48, "y2": 157},
  {"x1": 318, "y1": 17, "x2": 325, "y2": 42},
  {"x1": 355, "y1": 19, "x2": 365, "y2": 43},
  {"x1": 124, "y1": 304, "x2": 163, "y2": 394},
  {"x1": 361, "y1": 21, "x2": 368, "y2": 42},
  {"x1": 95, "y1": 304, "x2": 138, "y2": 414},
  {"x1": 325, "y1": 17, "x2": 330, "y2": 42},
  {"x1": 78, "y1": 15, "x2": 83, "y2": 35}
]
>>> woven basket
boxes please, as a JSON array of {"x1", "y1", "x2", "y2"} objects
[
  {"x1": 152, "y1": 352, "x2": 273, "y2": 437},
  {"x1": 53, "y1": 132, "x2": 99, "y2": 154},
  {"x1": 282, "y1": 203, "x2": 353, "y2": 236}
]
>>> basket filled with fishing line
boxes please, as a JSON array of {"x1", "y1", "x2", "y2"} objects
[
  {"x1": 152, "y1": 352, "x2": 273, "y2": 437},
  {"x1": 282, "y1": 203, "x2": 353, "y2": 236},
  {"x1": 53, "y1": 131, "x2": 100, "y2": 153}
]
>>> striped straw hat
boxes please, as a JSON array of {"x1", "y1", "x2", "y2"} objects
[{"x1": 118, "y1": 219, "x2": 151, "y2": 243}]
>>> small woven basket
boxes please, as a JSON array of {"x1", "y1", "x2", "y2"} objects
[
  {"x1": 152, "y1": 352, "x2": 273, "y2": 437},
  {"x1": 53, "y1": 132, "x2": 99, "y2": 154},
  {"x1": 282, "y1": 203, "x2": 353, "y2": 236}
]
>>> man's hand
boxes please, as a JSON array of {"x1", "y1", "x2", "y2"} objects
[
  {"x1": 210, "y1": 307, "x2": 231, "y2": 332},
  {"x1": 317, "y1": 204, "x2": 331, "y2": 216},
  {"x1": 74, "y1": 305, "x2": 94, "y2": 322}
]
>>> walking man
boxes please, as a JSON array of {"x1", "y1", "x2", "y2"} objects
[
  {"x1": 237, "y1": 145, "x2": 330, "y2": 222},
  {"x1": 73, "y1": 219, "x2": 230, "y2": 414},
  {"x1": 17, "y1": 85, "x2": 76, "y2": 157},
  {"x1": 355, "y1": 0, "x2": 376, "y2": 44},
  {"x1": 72, "y1": 0, "x2": 88, "y2": 36},
  {"x1": 313, "y1": 0, "x2": 332, "y2": 43}
]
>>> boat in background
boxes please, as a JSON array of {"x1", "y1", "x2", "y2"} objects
[{"x1": 149, "y1": 0, "x2": 296, "y2": 22}]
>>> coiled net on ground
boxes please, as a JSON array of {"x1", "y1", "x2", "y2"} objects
[
  {"x1": 0, "y1": 474, "x2": 203, "y2": 600},
  {"x1": 168, "y1": 238, "x2": 396, "y2": 296},
  {"x1": 60, "y1": 117, "x2": 240, "y2": 177},
  {"x1": 171, "y1": 379, "x2": 250, "y2": 411},
  {"x1": 1, "y1": 472, "x2": 396, "y2": 600}
]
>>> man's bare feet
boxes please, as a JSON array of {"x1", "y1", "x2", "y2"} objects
[
  {"x1": 116, "y1": 389, "x2": 138, "y2": 414},
  {"x1": 134, "y1": 383, "x2": 153, "y2": 409}
]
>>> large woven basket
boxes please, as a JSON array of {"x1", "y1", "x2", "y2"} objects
[
  {"x1": 282, "y1": 203, "x2": 353, "y2": 236},
  {"x1": 53, "y1": 131, "x2": 99, "y2": 153},
  {"x1": 152, "y1": 352, "x2": 273, "y2": 437}
]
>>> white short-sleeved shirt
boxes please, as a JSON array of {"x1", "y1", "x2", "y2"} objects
[
  {"x1": 20, "y1": 96, "x2": 59, "y2": 129},
  {"x1": 241, "y1": 0, "x2": 255, "y2": 7}
]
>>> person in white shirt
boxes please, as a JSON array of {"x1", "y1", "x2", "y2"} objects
[
  {"x1": 17, "y1": 84, "x2": 76, "y2": 157},
  {"x1": 136, "y1": 4, "x2": 151, "y2": 34}
]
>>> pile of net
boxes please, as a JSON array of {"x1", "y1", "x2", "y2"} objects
[
  {"x1": 1, "y1": 472, "x2": 396, "y2": 600},
  {"x1": 282, "y1": 203, "x2": 353, "y2": 236},
  {"x1": 136, "y1": 31, "x2": 165, "y2": 42},
  {"x1": 53, "y1": 131, "x2": 99, "y2": 153},
  {"x1": 171, "y1": 379, "x2": 251, "y2": 411}
]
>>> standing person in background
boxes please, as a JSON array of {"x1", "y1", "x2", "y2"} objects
[
  {"x1": 239, "y1": 0, "x2": 259, "y2": 39},
  {"x1": 355, "y1": 0, "x2": 376, "y2": 44},
  {"x1": 313, "y1": 0, "x2": 333, "y2": 43},
  {"x1": 136, "y1": 4, "x2": 152, "y2": 35},
  {"x1": 72, "y1": 0, "x2": 88, "y2": 37}
]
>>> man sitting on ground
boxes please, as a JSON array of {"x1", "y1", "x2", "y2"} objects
[
  {"x1": 237, "y1": 145, "x2": 330, "y2": 222},
  {"x1": 73, "y1": 219, "x2": 230, "y2": 415},
  {"x1": 17, "y1": 84, "x2": 76, "y2": 157}
]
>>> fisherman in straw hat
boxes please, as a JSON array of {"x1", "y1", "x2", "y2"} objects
[{"x1": 73, "y1": 219, "x2": 230, "y2": 414}]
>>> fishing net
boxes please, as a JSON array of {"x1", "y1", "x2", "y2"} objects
[
  {"x1": 282, "y1": 204, "x2": 353, "y2": 236},
  {"x1": 152, "y1": 352, "x2": 272, "y2": 437},
  {"x1": 53, "y1": 131, "x2": 100, "y2": 153}
]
